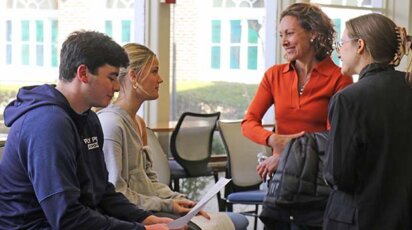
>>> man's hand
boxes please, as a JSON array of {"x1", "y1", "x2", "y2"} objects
[
  {"x1": 142, "y1": 215, "x2": 172, "y2": 225},
  {"x1": 145, "y1": 224, "x2": 187, "y2": 230},
  {"x1": 144, "y1": 224, "x2": 169, "y2": 230},
  {"x1": 142, "y1": 215, "x2": 187, "y2": 230},
  {"x1": 171, "y1": 199, "x2": 210, "y2": 219}
]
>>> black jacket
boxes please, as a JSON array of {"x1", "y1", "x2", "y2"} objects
[
  {"x1": 260, "y1": 132, "x2": 330, "y2": 227},
  {"x1": 324, "y1": 63, "x2": 412, "y2": 230}
]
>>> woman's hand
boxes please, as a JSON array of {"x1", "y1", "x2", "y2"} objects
[
  {"x1": 257, "y1": 132, "x2": 305, "y2": 181},
  {"x1": 171, "y1": 199, "x2": 210, "y2": 219},
  {"x1": 267, "y1": 132, "x2": 305, "y2": 155},
  {"x1": 256, "y1": 155, "x2": 280, "y2": 181}
]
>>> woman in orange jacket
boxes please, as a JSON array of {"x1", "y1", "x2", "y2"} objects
[{"x1": 241, "y1": 3, "x2": 352, "y2": 230}]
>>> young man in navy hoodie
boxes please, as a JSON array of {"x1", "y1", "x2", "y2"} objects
[{"x1": 0, "y1": 31, "x2": 180, "y2": 230}]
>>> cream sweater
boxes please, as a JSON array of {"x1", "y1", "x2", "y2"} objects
[{"x1": 97, "y1": 104, "x2": 186, "y2": 212}]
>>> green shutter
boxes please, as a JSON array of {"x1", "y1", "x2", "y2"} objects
[
  {"x1": 230, "y1": 46, "x2": 240, "y2": 69},
  {"x1": 105, "y1": 21, "x2": 113, "y2": 37},
  {"x1": 36, "y1": 20, "x2": 44, "y2": 42},
  {"x1": 230, "y1": 20, "x2": 241, "y2": 43},
  {"x1": 248, "y1": 47, "x2": 257, "y2": 70},
  {"x1": 121, "y1": 20, "x2": 131, "y2": 42},
  {"x1": 51, "y1": 20, "x2": 58, "y2": 67},
  {"x1": 211, "y1": 20, "x2": 221, "y2": 43},
  {"x1": 248, "y1": 21, "x2": 258, "y2": 43},
  {"x1": 21, "y1": 20, "x2": 29, "y2": 41},
  {"x1": 211, "y1": 46, "x2": 221, "y2": 69}
]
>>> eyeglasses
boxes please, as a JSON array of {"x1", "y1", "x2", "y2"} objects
[{"x1": 333, "y1": 38, "x2": 359, "y2": 51}]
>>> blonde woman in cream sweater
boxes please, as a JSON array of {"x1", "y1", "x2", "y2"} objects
[{"x1": 97, "y1": 43, "x2": 248, "y2": 230}]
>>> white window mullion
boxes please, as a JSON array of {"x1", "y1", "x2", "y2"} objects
[
  {"x1": 240, "y1": 19, "x2": 248, "y2": 71},
  {"x1": 112, "y1": 19, "x2": 120, "y2": 44}
]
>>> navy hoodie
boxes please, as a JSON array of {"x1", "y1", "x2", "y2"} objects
[{"x1": 0, "y1": 85, "x2": 151, "y2": 229}]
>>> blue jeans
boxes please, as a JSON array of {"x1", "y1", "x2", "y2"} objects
[{"x1": 226, "y1": 212, "x2": 249, "y2": 230}]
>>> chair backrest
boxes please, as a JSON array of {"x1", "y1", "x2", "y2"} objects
[
  {"x1": 146, "y1": 127, "x2": 171, "y2": 185},
  {"x1": 0, "y1": 145, "x2": 4, "y2": 161},
  {"x1": 218, "y1": 120, "x2": 268, "y2": 189},
  {"x1": 0, "y1": 140, "x2": 5, "y2": 161},
  {"x1": 170, "y1": 112, "x2": 220, "y2": 176}
]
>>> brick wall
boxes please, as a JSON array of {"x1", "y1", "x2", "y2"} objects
[{"x1": 173, "y1": 0, "x2": 201, "y2": 81}]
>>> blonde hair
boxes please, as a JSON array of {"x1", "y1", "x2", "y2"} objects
[{"x1": 119, "y1": 43, "x2": 156, "y2": 85}]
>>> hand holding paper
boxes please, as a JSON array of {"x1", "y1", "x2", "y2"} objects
[{"x1": 167, "y1": 178, "x2": 231, "y2": 229}]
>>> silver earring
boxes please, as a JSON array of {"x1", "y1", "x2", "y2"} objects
[{"x1": 310, "y1": 38, "x2": 314, "y2": 43}]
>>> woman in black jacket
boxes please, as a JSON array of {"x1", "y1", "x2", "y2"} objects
[{"x1": 324, "y1": 13, "x2": 412, "y2": 230}]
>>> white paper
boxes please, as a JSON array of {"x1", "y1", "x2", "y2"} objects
[
  {"x1": 167, "y1": 177, "x2": 231, "y2": 229},
  {"x1": 190, "y1": 212, "x2": 235, "y2": 230}
]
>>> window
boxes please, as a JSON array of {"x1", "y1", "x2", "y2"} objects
[
  {"x1": 103, "y1": 0, "x2": 134, "y2": 45},
  {"x1": 171, "y1": 0, "x2": 266, "y2": 121},
  {"x1": 6, "y1": 20, "x2": 12, "y2": 65},
  {"x1": 3, "y1": 1, "x2": 58, "y2": 68},
  {"x1": 211, "y1": 20, "x2": 222, "y2": 69},
  {"x1": 0, "y1": 0, "x2": 137, "y2": 136},
  {"x1": 208, "y1": 1, "x2": 264, "y2": 74},
  {"x1": 1, "y1": 0, "x2": 59, "y2": 135},
  {"x1": 230, "y1": 20, "x2": 241, "y2": 69},
  {"x1": 312, "y1": 0, "x2": 386, "y2": 75},
  {"x1": 0, "y1": 0, "x2": 406, "y2": 138},
  {"x1": 247, "y1": 19, "x2": 259, "y2": 70}
]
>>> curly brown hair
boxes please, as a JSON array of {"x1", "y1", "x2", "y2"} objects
[{"x1": 281, "y1": 3, "x2": 335, "y2": 61}]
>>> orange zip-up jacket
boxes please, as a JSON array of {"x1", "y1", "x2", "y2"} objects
[{"x1": 241, "y1": 57, "x2": 353, "y2": 145}]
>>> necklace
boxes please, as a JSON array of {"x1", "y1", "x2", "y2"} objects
[
  {"x1": 298, "y1": 77, "x2": 310, "y2": 95},
  {"x1": 298, "y1": 85, "x2": 304, "y2": 95}
]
